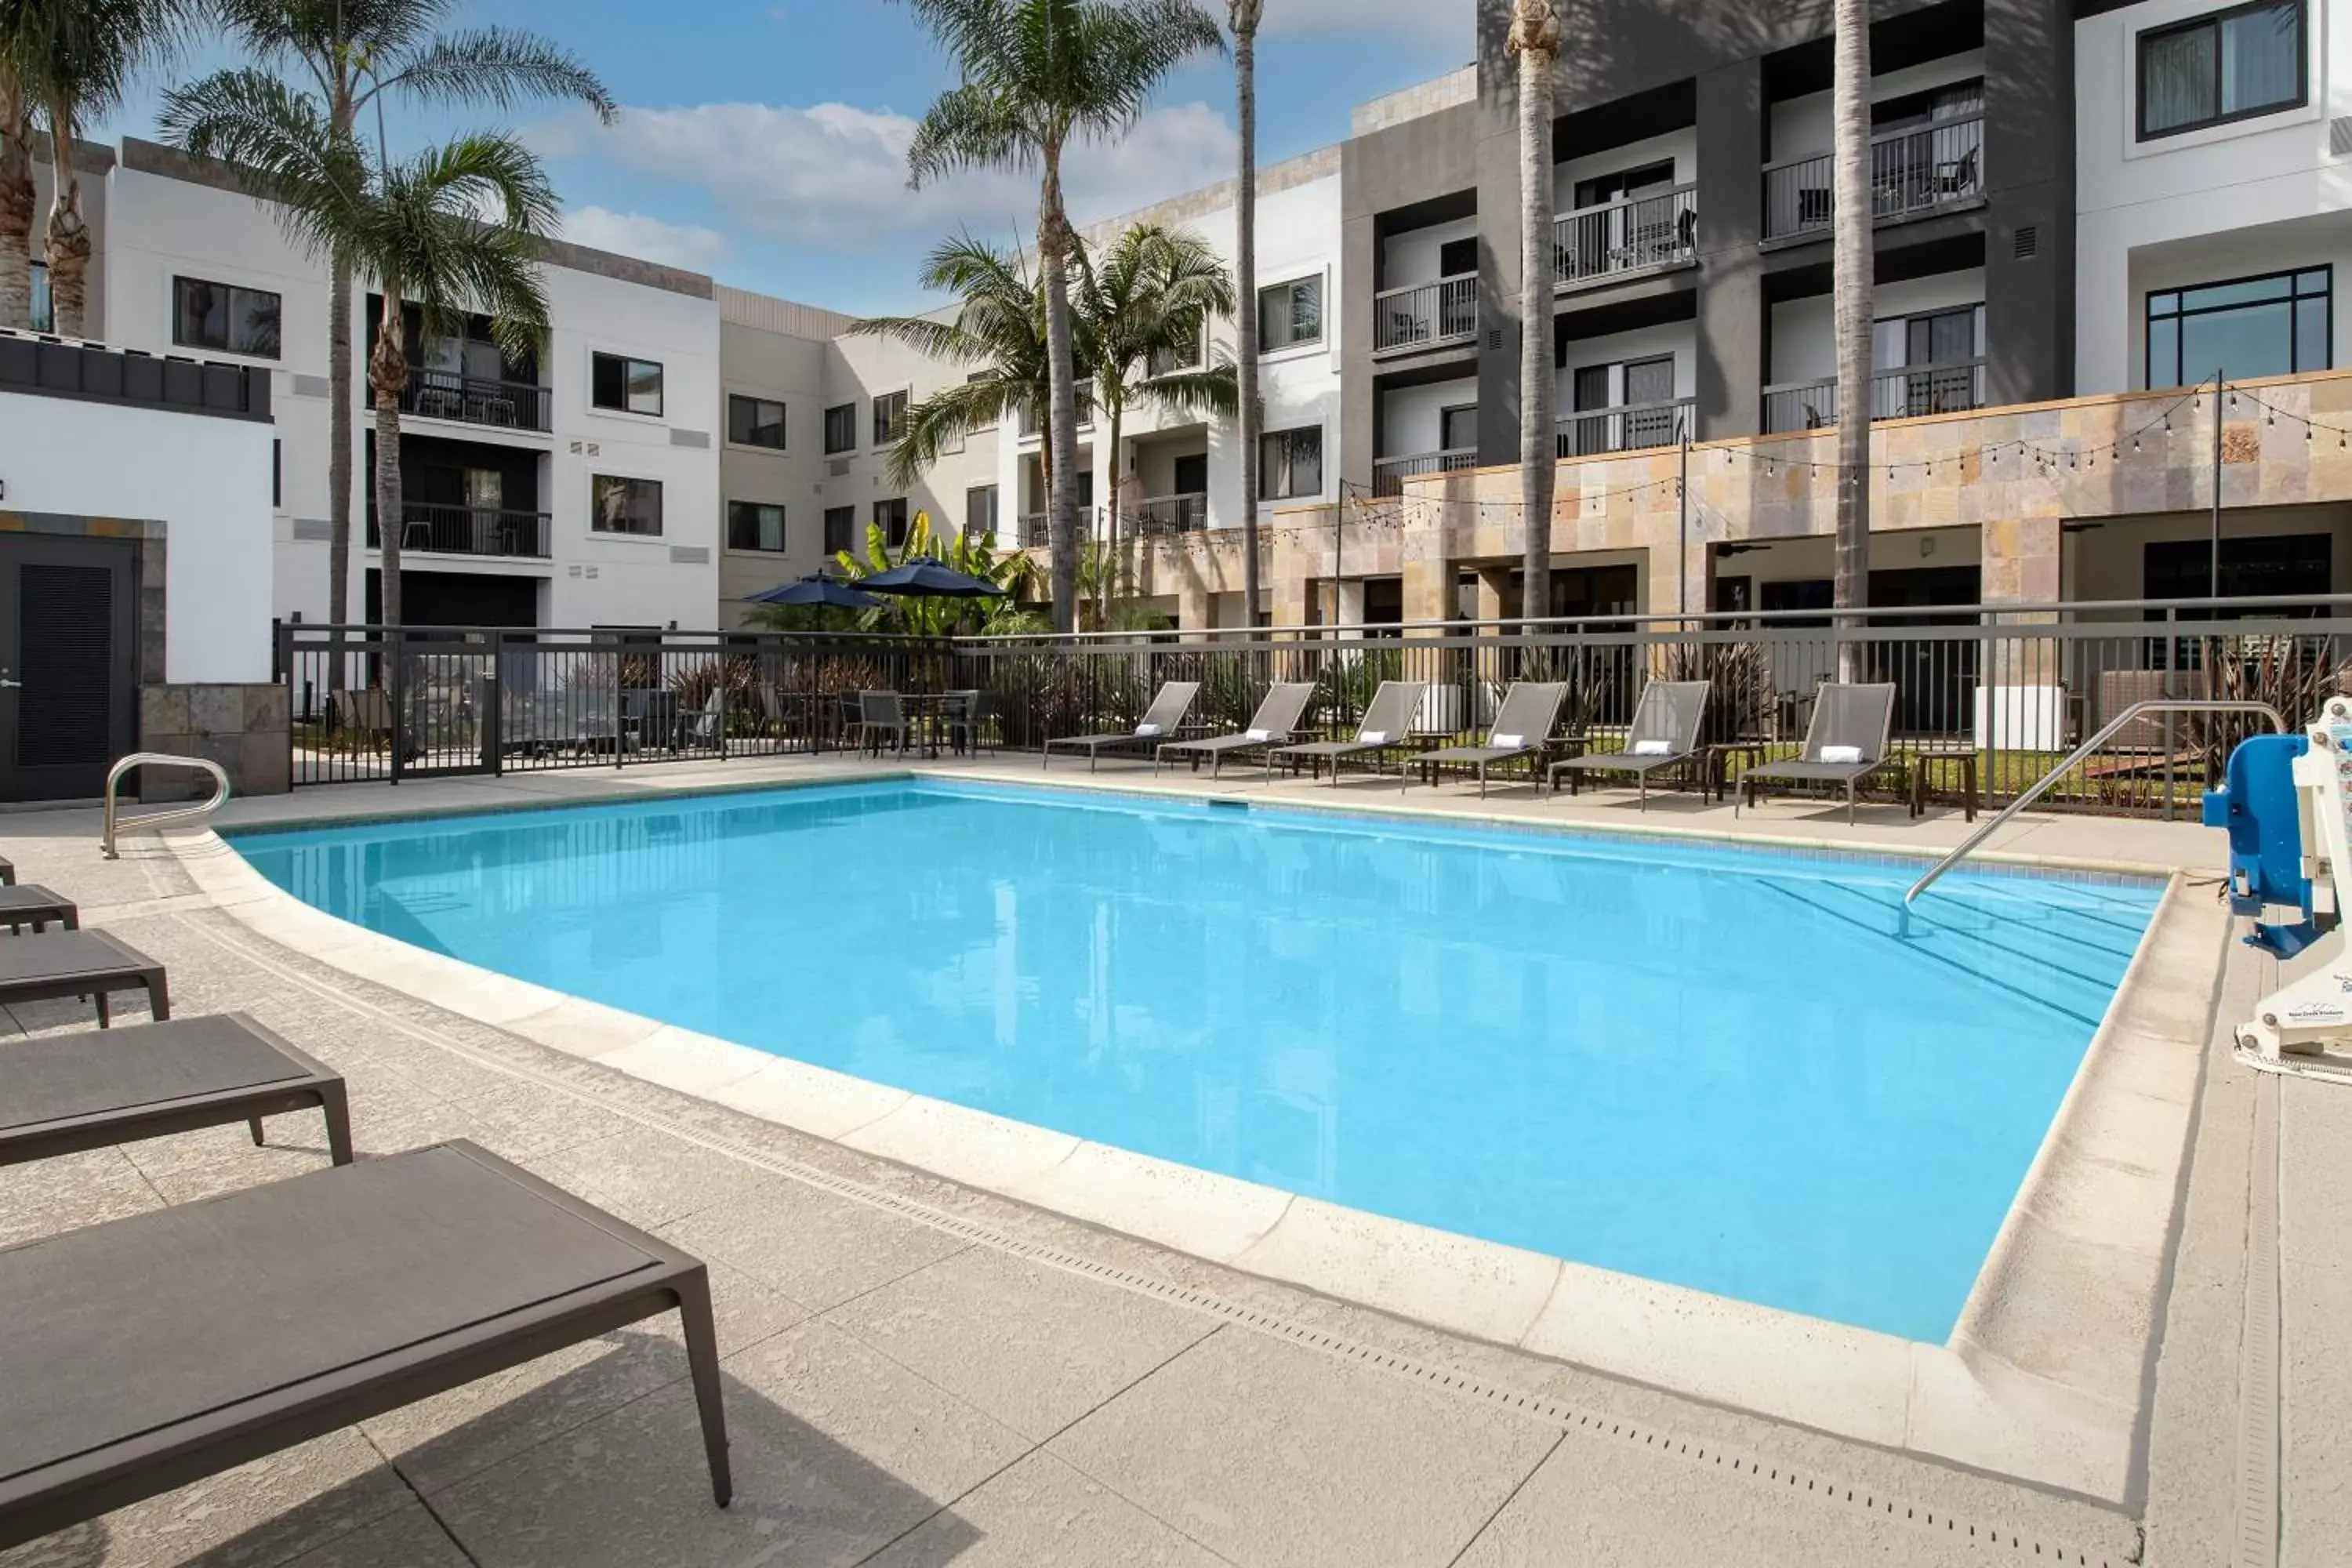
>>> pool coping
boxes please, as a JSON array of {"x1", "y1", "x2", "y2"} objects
[{"x1": 165, "y1": 774, "x2": 2224, "y2": 1508}]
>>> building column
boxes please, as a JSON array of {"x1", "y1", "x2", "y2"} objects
[
  {"x1": 1976, "y1": 514, "x2": 2065, "y2": 747},
  {"x1": 1693, "y1": 57, "x2": 1766, "y2": 439},
  {"x1": 1983, "y1": 0, "x2": 2076, "y2": 407}
]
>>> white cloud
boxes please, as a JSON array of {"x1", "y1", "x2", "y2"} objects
[
  {"x1": 560, "y1": 205, "x2": 732, "y2": 270},
  {"x1": 1259, "y1": 0, "x2": 1475, "y2": 40},
  {"x1": 535, "y1": 98, "x2": 1239, "y2": 256}
]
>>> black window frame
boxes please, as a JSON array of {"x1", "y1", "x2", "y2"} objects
[
  {"x1": 822, "y1": 505, "x2": 857, "y2": 554},
  {"x1": 590, "y1": 351, "x2": 665, "y2": 417},
  {"x1": 1258, "y1": 274, "x2": 1325, "y2": 354},
  {"x1": 728, "y1": 394, "x2": 786, "y2": 450},
  {"x1": 1258, "y1": 424, "x2": 1324, "y2": 500},
  {"x1": 873, "y1": 389, "x2": 911, "y2": 446},
  {"x1": 873, "y1": 497, "x2": 910, "y2": 549},
  {"x1": 171, "y1": 274, "x2": 283, "y2": 359},
  {"x1": 2136, "y1": 0, "x2": 2307, "y2": 142},
  {"x1": 2143, "y1": 264, "x2": 2331, "y2": 390},
  {"x1": 965, "y1": 484, "x2": 1000, "y2": 539},
  {"x1": 727, "y1": 500, "x2": 787, "y2": 553},
  {"x1": 823, "y1": 403, "x2": 858, "y2": 455},
  {"x1": 590, "y1": 474, "x2": 665, "y2": 537}
]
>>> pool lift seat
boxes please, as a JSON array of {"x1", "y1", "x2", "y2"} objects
[{"x1": 2226, "y1": 695, "x2": 2352, "y2": 1065}]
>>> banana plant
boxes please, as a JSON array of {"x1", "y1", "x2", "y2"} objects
[{"x1": 830, "y1": 511, "x2": 1047, "y2": 637}]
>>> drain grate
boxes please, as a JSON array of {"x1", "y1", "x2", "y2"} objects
[{"x1": 176, "y1": 902, "x2": 2136, "y2": 1566}]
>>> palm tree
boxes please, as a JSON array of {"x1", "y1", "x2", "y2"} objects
[
  {"x1": 160, "y1": 0, "x2": 612, "y2": 635},
  {"x1": 1831, "y1": 0, "x2": 1871, "y2": 673},
  {"x1": 1509, "y1": 0, "x2": 1561, "y2": 626},
  {"x1": 1228, "y1": 0, "x2": 1261, "y2": 627},
  {"x1": 895, "y1": 0, "x2": 1225, "y2": 635},
  {"x1": 1, "y1": 0, "x2": 191, "y2": 337},
  {"x1": 1076, "y1": 221, "x2": 1237, "y2": 595}
]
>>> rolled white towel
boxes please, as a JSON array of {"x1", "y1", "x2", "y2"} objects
[
  {"x1": 1630, "y1": 739, "x2": 1674, "y2": 757},
  {"x1": 1359, "y1": 730, "x2": 1389, "y2": 745},
  {"x1": 1819, "y1": 744, "x2": 1865, "y2": 764},
  {"x1": 1243, "y1": 728, "x2": 1272, "y2": 742},
  {"x1": 1490, "y1": 733, "x2": 1524, "y2": 750},
  {"x1": 1134, "y1": 723, "x2": 1164, "y2": 738}
]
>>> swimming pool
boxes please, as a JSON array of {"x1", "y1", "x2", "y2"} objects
[{"x1": 230, "y1": 780, "x2": 2163, "y2": 1342}]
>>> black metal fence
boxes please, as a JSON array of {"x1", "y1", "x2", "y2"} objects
[{"x1": 278, "y1": 600, "x2": 2352, "y2": 815}]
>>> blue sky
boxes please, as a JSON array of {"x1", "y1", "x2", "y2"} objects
[{"x1": 99, "y1": 0, "x2": 1476, "y2": 314}]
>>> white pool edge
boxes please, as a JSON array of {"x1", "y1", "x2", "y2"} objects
[{"x1": 166, "y1": 795, "x2": 2218, "y2": 1508}]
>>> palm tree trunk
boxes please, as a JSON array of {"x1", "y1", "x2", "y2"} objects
[
  {"x1": 1040, "y1": 151, "x2": 1081, "y2": 636},
  {"x1": 1232, "y1": 2, "x2": 1262, "y2": 629},
  {"x1": 41, "y1": 102, "x2": 89, "y2": 338},
  {"x1": 1106, "y1": 400, "x2": 1126, "y2": 601},
  {"x1": 371, "y1": 296, "x2": 408, "y2": 632},
  {"x1": 0, "y1": 76, "x2": 34, "y2": 331},
  {"x1": 328, "y1": 263, "x2": 354, "y2": 629},
  {"x1": 1512, "y1": 1, "x2": 1562, "y2": 627},
  {"x1": 1832, "y1": 0, "x2": 1873, "y2": 680}
]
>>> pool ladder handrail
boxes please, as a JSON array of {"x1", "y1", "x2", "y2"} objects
[
  {"x1": 1904, "y1": 699, "x2": 2286, "y2": 906},
  {"x1": 102, "y1": 753, "x2": 232, "y2": 860}
]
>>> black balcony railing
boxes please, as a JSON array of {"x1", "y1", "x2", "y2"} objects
[
  {"x1": 1762, "y1": 358, "x2": 1987, "y2": 434},
  {"x1": 1554, "y1": 183, "x2": 1697, "y2": 288},
  {"x1": 401, "y1": 368, "x2": 552, "y2": 433},
  {"x1": 1374, "y1": 274, "x2": 1478, "y2": 354},
  {"x1": 1371, "y1": 448, "x2": 1478, "y2": 496},
  {"x1": 367, "y1": 502, "x2": 552, "y2": 558},
  {"x1": 1018, "y1": 506, "x2": 1103, "y2": 548},
  {"x1": 1762, "y1": 113, "x2": 1985, "y2": 241},
  {"x1": 1556, "y1": 397, "x2": 1693, "y2": 459},
  {"x1": 1131, "y1": 493, "x2": 1209, "y2": 535}
]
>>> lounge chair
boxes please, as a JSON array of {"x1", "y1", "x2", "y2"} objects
[
  {"x1": 1044, "y1": 681, "x2": 1201, "y2": 771},
  {"x1": 0, "y1": 885, "x2": 76, "y2": 933},
  {"x1": 1738, "y1": 682, "x2": 1900, "y2": 824},
  {"x1": 1156, "y1": 683, "x2": 1318, "y2": 778},
  {"x1": 1268, "y1": 681, "x2": 1430, "y2": 788},
  {"x1": 0, "y1": 855, "x2": 14, "y2": 886},
  {"x1": 1548, "y1": 680, "x2": 1713, "y2": 810},
  {"x1": 0, "y1": 931, "x2": 169, "y2": 1027},
  {"x1": 0, "y1": 1013, "x2": 350, "y2": 1169},
  {"x1": 0, "y1": 1140, "x2": 730, "y2": 1550},
  {"x1": 1411, "y1": 682, "x2": 1570, "y2": 797}
]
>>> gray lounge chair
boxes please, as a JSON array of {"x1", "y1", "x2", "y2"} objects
[
  {"x1": 1738, "y1": 681, "x2": 1900, "y2": 824},
  {"x1": 1411, "y1": 682, "x2": 1570, "y2": 797},
  {"x1": 1156, "y1": 683, "x2": 1318, "y2": 778},
  {"x1": 0, "y1": 1141, "x2": 730, "y2": 1551},
  {"x1": 0, "y1": 1013, "x2": 350, "y2": 1169},
  {"x1": 1045, "y1": 681, "x2": 1201, "y2": 771},
  {"x1": 1269, "y1": 681, "x2": 1430, "y2": 788},
  {"x1": 0, "y1": 855, "x2": 14, "y2": 886},
  {"x1": 0, "y1": 885, "x2": 76, "y2": 933},
  {"x1": 1548, "y1": 680, "x2": 1713, "y2": 810},
  {"x1": 0, "y1": 931, "x2": 169, "y2": 1027}
]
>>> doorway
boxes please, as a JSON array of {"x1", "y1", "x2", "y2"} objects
[{"x1": 0, "y1": 533, "x2": 140, "y2": 802}]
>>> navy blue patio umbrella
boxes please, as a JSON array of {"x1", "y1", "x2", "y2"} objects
[
  {"x1": 857, "y1": 556, "x2": 1009, "y2": 598},
  {"x1": 749, "y1": 574, "x2": 884, "y2": 611}
]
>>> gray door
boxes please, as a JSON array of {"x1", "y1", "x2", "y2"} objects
[{"x1": 0, "y1": 533, "x2": 139, "y2": 802}]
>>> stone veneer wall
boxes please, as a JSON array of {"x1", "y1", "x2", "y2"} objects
[{"x1": 138, "y1": 684, "x2": 291, "y2": 801}]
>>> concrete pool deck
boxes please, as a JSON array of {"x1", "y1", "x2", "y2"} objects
[{"x1": 0, "y1": 753, "x2": 2326, "y2": 1566}]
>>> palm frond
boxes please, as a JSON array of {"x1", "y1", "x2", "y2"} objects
[
  {"x1": 368, "y1": 27, "x2": 616, "y2": 122},
  {"x1": 885, "y1": 378, "x2": 1015, "y2": 487},
  {"x1": 906, "y1": 80, "x2": 1022, "y2": 187}
]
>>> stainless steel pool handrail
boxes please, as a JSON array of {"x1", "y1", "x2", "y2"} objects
[
  {"x1": 1904, "y1": 699, "x2": 2285, "y2": 906},
  {"x1": 102, "y1": 753, "x2": 232, "y2": 859}
]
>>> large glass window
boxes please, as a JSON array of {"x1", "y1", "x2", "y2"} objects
[
  {"x1": 2146, "y1": 267, "x2": 2329, "y2": 388},
  {"x1": 965, "y1": 484, "x2": 1000, "y2": 539},
  {"x1": 590, "y1": 353, "x2": 663, "y2": 416},
  {"x1": 1258, "y1": 275, "x2": 1323, "y2": 352},
  {"x1": 822, "y1": 505, "x2": 856, "y2": 554},
  {"x1": 873, "y1": 497, "x2": 909, "y2": 548},
  {"x1": 823, "y1": 403, "x2": 858, "y2": 454},
  {"x1": 172, "y1": 275, "x2": 281, "y2": 358},
  {"x1": 590, "y1": 474, "x2": 663, "y2": 536},
  {"x1": 728, "y1": 395, "x2": 786, "y2": 449},
  {"x1": 728, "y1": 501, "x2": 786, "y2": 552},
  {"x1": 873, "y1": 390, "x2": 910, "y2": 445},
  {"x1": 1259, "y1": 426, "x2": 1323, "y2": 499},
  {"x1": 2139, "y1": 0, "x2": 2304, "y2": 140}
]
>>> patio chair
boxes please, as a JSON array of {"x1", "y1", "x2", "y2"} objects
[
  {"x1": 680, "y1": 688, "x2": 725, "y2": 751},
  {"x1": 845, "y1": 691, "x2": 911, "y2": 757},
  {"x1": 1548, "y1": 680, "x2": 1712, "y2": 810},
  {"x1": 1044, "y1": 681, "x2": 1202, "y2": 771},
  {"x1": 1738, "y1": 682, "x2": 1900, "y2": 825},
  {"x1": 1411, "y1": 682, "x2": 1570, "y2": 797},
  {"x1": 0, "y1": 931, "x2": 169, "y2": 1027},
  {"x1": 1156, "y1": 683, "x2": 1319, "y2": 778},
  {"x1": 0, "y1": 1141, "x2": 730, "y2": 1552},
  {"x1": 0, "y1": 855, "x2": 13, "y2": 886},
  {"x1": 329, "y1": 688, "x2": 392, "y2": 752},
  {"x1": 1268, "y1": 681, "x2": 1430, "y2": 788},
  {"x1": 939, "y1": 690, "x2": 990, "y2": 756}
]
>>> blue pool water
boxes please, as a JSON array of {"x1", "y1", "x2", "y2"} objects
[{"x1": 231, "y1": 781, "x2": 2163, "y2": 1341}]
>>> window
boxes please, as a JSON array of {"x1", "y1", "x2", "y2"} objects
[
  {"x1": 172, "y1": 275, "x2": 281, "y2": 358},
  {"x1": 965, "y1": 485, "x2": 1000, "y2": 539},
  {"x1": 29, "y1": 260, "x2": 49, "y2": 333},
  {"x1": 590, "y1": 352, "x2": 663, "y2": 416},
  {"x1": 1258, "y1": 275, "x2": 1324, "y2": 352},
  {"x1": 874, "y1": 498, "x2": 909, "y2": 548},
  {"x1": 2146, "y1": 267, "x2": 2329, "y2": 388},
  {"x1": 873, "y1": 390, "x2": 910, "y2": 445},
  {"x1": 822, "y1": 505, "x2": 856, "y2": 554},
  {"x1": 2139, "y1": 0, "x2": 2303, "y2": 140},
  {"x1": 1573, "y1": 160, "x2": 1674, "y2": 211},
  {"x1": 824, "y1": 403, "x2": 858, "y2": 454},
  {"x1": 590, "y1": 474, "x2": 663, "y2": 536},
  {"x1": 1440, "y1": 405, "x2": 1479, "y2": 452},
  {"x1": 1259, "y1": 426, "x2": 1323, "y2": 499},
  {"x1": 272, "y1": 440, "x2": 281, "y2": 509},
  {"x1": 2147, "y1": 534, "x2": 2331, "y2": 601},
  {"x1": 728, "y1": 395, "x2": 786, "y2": 449},
  {"x1": 728, "y1": 502, "x2": 786, "y2": 553}
]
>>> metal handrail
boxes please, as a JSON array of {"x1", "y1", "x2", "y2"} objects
[
  {"x1": 1904, "y1": 699, "x2": 2285, "y2": 905},
  {"x1": 102, "y1": 753, "x2": 232, "y2": 860}
]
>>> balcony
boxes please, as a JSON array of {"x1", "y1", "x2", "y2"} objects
[
  {"x1": 1131, "y1": 493, "x2": 1208, "y2": 536},
  {"x1": 1017, "y1": 506, "x2": 1102, "y2": 549},
  {"x1": 1371, "y1": 448, "x2": 1477, "y2": 497},
  {"x1": 1374, "y1": 274, "x2": 1477, "y2": 356},
  {"x1": 1554, "y1": 183, "x2": 1697, "y2": 289},
  {"x1": 1556, "y1": 397, "x2": 1693, "y2": 459},
  {"x1": 399, "y1": 368, "x2": 552, "y2": 434},
  {"x1": 367, "y1": 502, "x2": 552, "y2": 559},
  {"x1": 1762, "y1": 114, "x2": 1984, "y2": 242},
  {"x1": 1018, "y1": 379, "x2": 1095, "y2": 438},
  {"x1": 1761, "y1": 358, "x2": 1986, "y2": 434}
]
